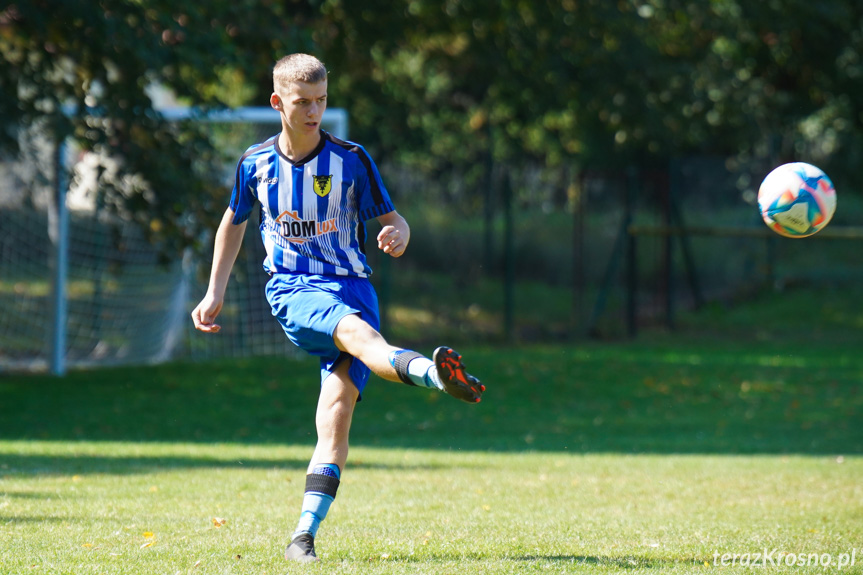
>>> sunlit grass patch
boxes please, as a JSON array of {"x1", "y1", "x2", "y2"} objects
[{"x1": 1, "y1": 441, "x2": 861, "y2": 574}]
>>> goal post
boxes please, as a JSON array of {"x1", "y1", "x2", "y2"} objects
[
  {"x1": 2, "y1": 107, "x2": 348, "y2": 374},
  {"x1": 158, "y1": 106, "x2": 349, "y2": 140}
]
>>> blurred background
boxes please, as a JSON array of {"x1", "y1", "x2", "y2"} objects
[{"x1": 2, "y1": 0, "x2": 862, "y2": 373}]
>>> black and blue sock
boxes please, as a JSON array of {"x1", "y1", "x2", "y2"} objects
[
  {"x1": 293, "y1": 463, "x2": 341, "y2": 539},
  {"x1": 388, "y1": 350, "x2": 443, "y2": 390}
]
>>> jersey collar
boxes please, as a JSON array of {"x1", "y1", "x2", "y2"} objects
[{"x1": 276, "y1": 129, "x2": 328, "y2": 167}]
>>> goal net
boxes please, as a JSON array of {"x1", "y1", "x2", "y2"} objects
[{"x1": 0, "y1": 108, "x2": 348, "y2": 373}]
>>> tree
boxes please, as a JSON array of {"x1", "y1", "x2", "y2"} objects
[
  {"x1": 0, "y1": 0, "x2": 318, "y2": 256},
  {"x1": 3, "y1": 0, "x2": 861, "y2": 262},
  {"x1": 316, "y1": 0, "x2": 863, "y2": 188}
]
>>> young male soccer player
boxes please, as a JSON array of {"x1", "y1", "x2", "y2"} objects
[{"x1": 190, "y1": 53, "x2": 484, "y2": 563}]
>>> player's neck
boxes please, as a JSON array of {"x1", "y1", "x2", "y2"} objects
[{"x1": 278, "y1": 129, "x2": 321, "y2": 162}]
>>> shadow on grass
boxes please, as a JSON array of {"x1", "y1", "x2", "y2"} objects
[
  {"x1": 0, "y1": 453, "x2": 307, "y2": 477},
  {"x1": 518, "y1": 555, "x2": 708, "y2": 570},
  {"x1": 0, "y1": 453, "x2": 464, "y2": 478},
  {"x1": 1, "y1": 337, "x2": 862, "y2": 456},
  {"x1": 0, "y1": 516, "x2": 71, "y2": 523},
  {"x1": 364, "y1": 551, "x2": 707, "y2": 569},
  {"x1": 0, "y1": 491, "x2": 56, "y2": 499}
]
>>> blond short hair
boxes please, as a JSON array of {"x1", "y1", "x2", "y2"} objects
[{"x1": 273, "y1": 54, "x2": 328, "y2": 90}]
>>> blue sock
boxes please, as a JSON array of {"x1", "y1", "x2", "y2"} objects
[{"x1": 293, "y1": 464, "x2": 341, "y2": 539}]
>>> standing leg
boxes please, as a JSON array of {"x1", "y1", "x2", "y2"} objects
[
  {"x1": 285, "y1": 358, "x2": 358, "y2": 563},
  {"x1": 309, "y1": 357, "x2": 359, "y2": 472}
]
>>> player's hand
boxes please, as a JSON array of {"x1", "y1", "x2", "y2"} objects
[
  {"x1": 191, "y1": 295, "x2": 223, "y2": 333},
  {"x1": 377, "y1": 225, "x2": 409, "y2": 257}
]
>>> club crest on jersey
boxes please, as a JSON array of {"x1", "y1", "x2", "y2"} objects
[
  {"x1": 275, "y1": 210, "x2": 338, "y2": 243},
  {"x1": 313, "y1": 175, "x2": 333, "y2": 197}
]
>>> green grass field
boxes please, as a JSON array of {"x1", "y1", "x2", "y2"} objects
[{"x1": 2, "y1": 285, "x2": 863, "y2": 574}]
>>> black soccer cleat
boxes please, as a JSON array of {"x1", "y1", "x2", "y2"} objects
[
  {"x1": 433, "y1": 346, "x2": 485, "y2": 403},
  {"x1": 285, "y1": 532, "x2": 320, "y2": 563}
]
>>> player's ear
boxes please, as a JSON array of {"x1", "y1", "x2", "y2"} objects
[{"x1": 270, "y1": 93, "x2": 282, "y2": 110}]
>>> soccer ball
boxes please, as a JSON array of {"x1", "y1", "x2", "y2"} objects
[{"x1": 757, "y1": 162, "x2": 836, "y2": 238}]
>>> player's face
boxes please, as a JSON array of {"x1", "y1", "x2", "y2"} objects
[{"x1": 271, "y1": 80, "x2": 328, "y2": 137}]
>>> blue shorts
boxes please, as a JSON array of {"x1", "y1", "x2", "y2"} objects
[{"x1": 265, "y1": 272, "x2": 380, "y2": 397}]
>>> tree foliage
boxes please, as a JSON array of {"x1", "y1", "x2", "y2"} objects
[
  {"x1": 0, "y1": 0, "x2": 317, "y2": 254},
  {"x1": 316, "y1": 0, "x2": 863, "y2": 183},
  {"x1": 2, "y1": 0, "x2": 862, "y2": 256}
]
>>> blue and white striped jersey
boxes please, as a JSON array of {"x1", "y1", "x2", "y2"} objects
[{"x1": 229, "y1": 130, "x2": 395, "y2": 278}]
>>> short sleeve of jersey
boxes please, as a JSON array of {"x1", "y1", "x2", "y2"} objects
[
  {"x1": 355, "y1": 146, "x2": 395, "y2": 221},
  {"x1": 229, "y1": 157, "x2": 257, "y2": 225}
]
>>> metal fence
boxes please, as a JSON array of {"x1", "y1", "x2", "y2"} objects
[{"x1": 3, "y1": 118, "x2": 860, "y2": 373}]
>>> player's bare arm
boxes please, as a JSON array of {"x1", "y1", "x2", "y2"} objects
[
  {"x1": 191, "y1": 208, "x2": 247, "y2": 333},
  {"x1": 376, "y1": 210, "x2": 410, "y2": 257}
]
